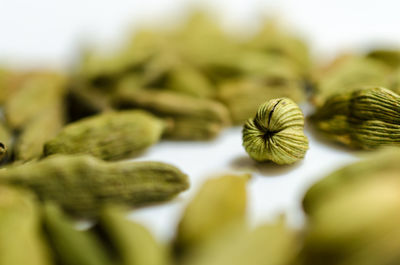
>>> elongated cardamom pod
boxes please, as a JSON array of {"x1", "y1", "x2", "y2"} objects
[
  {"x1": 311, "y1": 86, "x2": 400, "y2": 149},
  {"x1": 0, "y1": 185, "x2": 52, "y2": 265},
  {"x1": 4, "y1": 72, "x2": 66, "y2": 130},
  {"x1": 218, "y1": 77, "x2": 305, "y2": 125},
  {"x1": 98, "y1": 206, "x2": 170, "y2": 265},
  {"x1": 113, "y1": 89, "x2": 230, "y2": 140},
  {"x1": 43, "y1": 203, "x2": 113, "y2": 265},
  {"x1": 242, "y1": 98, "x2": 308, "y2": 165},
  {"x1": 300, "y1": 150, "x2": 400, "y2": 265},
  {"x1": 44, "y1": 110, "x2": 164, "y2": 160},
  {"x1": 183, "y1": 219, "x2": 300, "y2": 265},
  {"x1": 0, "y1": 154, "x2": 189, "y2": 217},
  {"x1": 312, "y1": 56, "x2": 390, "y2": 107},
  {"x1": 15, "y1": 102, "x2": 65, "y2": 162},
  {"x1": 175, "y1": 174, "x2": 248, "y2": 255}
]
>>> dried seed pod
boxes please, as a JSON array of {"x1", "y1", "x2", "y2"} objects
[
  {"x1": 183, "y1": 218, "x2": 300, "y2": 265},
  {"x1": 242, "y1": 98, "x2": 308, "y2": 165},
  {"x1": 0, "y1": 185, "x2": 52, "y2": 265},
  {"x1": 113, "y1": 89, "x2": 230, "y2": 140},
  {"x1": 312, "y1": 56, "x2": 391, "y2": 107},
  {"x1": 4, "y1": 72, "x2": 66, "y2": 130},
  {"x1": 43, "y1": 203, "x2": 113, "y2": 265},
  {"x1": 311, "y1": 86, "x2": 400, "y2": 149},
  {"x1": 0, "y1": 154, "x2": 189, "y2": 217},
  {"x1": 99, "y1": 206, "x2": 170, "y2": 265},
  {"x1": 175, "y1": 174, "x2": 248, "y2": 255},
  {"x1": 300, "y1": 149, "x2": 400, "y2": 265},
  {"x1": 44, "y1": 110, "x2": 165, "y2": 160}
]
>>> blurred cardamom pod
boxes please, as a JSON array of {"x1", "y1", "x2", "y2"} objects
[
  {"x1": 43, "y1": 203, "x2": 113, "y2": 265},
  {"x1": 174, "y1": 174, "x2": 249, "y2": 256},
  {"x1": 113, "y1": 89, "x2": 230, "y2": 140},
  {"x1": 0, "y1": 154, "x2": 189, "y2": 217},
  {"x1": 0, "y1": 122, "x2": 12, "y2": 163},
  {"x1": 0, "y1": 185, "x2": 53, "y2": 265},
  {"x1": 44, "y1": 110, "x2": 164, "y2": 160},
  {"x1": 311, "y1": 86, "x2": 400, "y2": 149},
  {"x1": 243, "y1": 98, "x2": 308, "y2": 165},
  {"x1": 98, "y1": 206, "x2": 170, "y2": 265},
  {"x1": 366, "y1": 48, "x2": 400, "y2": 69},
  {"x1": 300, "y1": 149, "x2": 400, "y2": 265}
]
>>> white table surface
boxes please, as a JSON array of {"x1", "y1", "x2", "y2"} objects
[{"x1": 1, "y1": 0, "x2": 399, "y2": 242}]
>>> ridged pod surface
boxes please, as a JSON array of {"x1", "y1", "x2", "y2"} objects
[
  {"x1": 312, "y1": 87, "x2": 400, "y2": 149},
  {"x1": 0, "y1": 155, "x2": 189, "y2": 217},
  {"x1": 242, "y1": 98, "x2": 308, "y2": 165},
  {"x1": 44, "y1": 110, "x2": 165, "y2": 160}
]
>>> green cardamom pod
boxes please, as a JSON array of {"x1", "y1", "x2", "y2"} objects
[
  {"x1": 0, "y1": 185, "x2": 53, "y2": 265},
  {"x1": 183, "y1": 218, "x2": 300, "y2": 265},
  {"x1": 300, "y1": 149, "x2": 400, "y2": 265},
  {"x1": 44, "y1": 110, "x2": 164, "y2": 160},
  {"x1": 113, "y1": 89, "x2": 230, "y2": 140},
  {"x1": 0, "y1": 154, "x2": 189, "y2": 217},
  {"x1": 242, "y1": 98, "x2": 308, "y2": 165},
  {"x1": 4, "y1": 72, "x2": 66, "y2": 130},
  {"x1": 15, "y1": 102, "x2": 65, "y2": 162},
  {"x1": 175, "y1": 174, "x2": 248, "y2": 256},
  {"x1": 311, "y1": 86, "x2": 400, "y2": 149},
  {"x1": 43, "y1": 203, "x2": 113, "y2": 265},
  {"x1": 312, "y1": 56, "x2": 390, "y2": 107},
  {"x1": 367, "y1": 48, "x2": 400, "y2": 69},
  {"x1": 218, "y1": 77, "x2": 305, "y2": 124},
  {"x1": 98, "y1": 206, "x2": 170, "y2": 265}
]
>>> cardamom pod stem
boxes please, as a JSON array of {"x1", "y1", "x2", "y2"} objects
[
  {"x1": 99, "y1": 206, "x2": 170, "y2": 265},
  {"x1": 242, "y1": 98, "x2": 308, "y2": 165},
  {"x1": 0, "y1": 154, "x2": 189, "y2": 217},
  {"x1": 0, "y1": 185, "x2": 53, "y2": 265},
  {"x1": 43, "y1": 203, "x2": 113, "y2": 265},
  {"x1": 44, "y1": 110, "x2": 165, "y2": 160}
]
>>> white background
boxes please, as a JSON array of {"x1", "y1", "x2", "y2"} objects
[{"x1": 1, "y1": 0, "x2": 398, "y2": 241}]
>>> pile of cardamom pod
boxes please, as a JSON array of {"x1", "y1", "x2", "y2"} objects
[{"x1": 2, "y1": 9, "x2": 400, "y2": 265}]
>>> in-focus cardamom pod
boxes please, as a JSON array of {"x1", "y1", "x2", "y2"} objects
[
  {"x1": 0, "y1": 154, "x2": 189, "y2": 217},
  {"x1": 242, "y1": 98, "x2": 308, "y2": 165},
  {"x1": 44, "y1": 110, "x2": 165, "y2": 160},
  {"x1": 98, "y1": 206, "x2": 170, "y2": 265},
  {"x1": 43, "y1": 203, "x2": 113, "y2": 265},
  {"x1": 113, "y1": 89, "x2": 230, "y2": 140},
  {"x1": 174, "y1": 174, "x2": 248, "y2": 255},
  {"x1": 311, "y1": 86, "x2": 400, "y2": 149},
  {"x1": 0, "y1": 185, "x2": 52, "y2": 265}
]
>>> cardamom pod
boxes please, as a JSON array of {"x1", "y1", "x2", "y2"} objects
[
  {"x1": 311, "y1": 86, "x2": 400, "y2": 149},
  {"x1": 242, "y1": 98, "x2": 308, "y2": 165},
  {"x1": 15, "y1": 102, "x2": 65, "y2": 162},
  {"x1": 300, "y1": 149, "x2": 400, "y2": 265},
  {"x1": 175, "y1": 174, "x2": 248, "y2": 255},
  {"x1": 43, "y1": 203, "x2": 113, "y2": 265},
  {"x1": 44, "y1": 110, "x2": 164, "y2": 160},
  {"x1": 0, "y1": 154, "x2": 189, "y2": 217},
  {"x1": 113, "y1": 89, "x2": 230, "y2": 140},
  {"x1": 98, "y1": 206, "x2": 170, "y2": 265},
  {"x1": 367, "y1": 48, "x2": 400, "y2": 69},
  {"x1": 0, "y1": 185, "x2": 52, "y2": 265},
  {"x1": 218, "y1": 77, "x2": 305, "y2": 125},
  {"x1": 4, "y1": 72, "x2": 66, "y2": 130},
  {"x1": 312, "y1": 56, "x2": 391, "y2": 106},
  {"x1": 183, "y1": 218, "x2": 300, "y2": 265}
]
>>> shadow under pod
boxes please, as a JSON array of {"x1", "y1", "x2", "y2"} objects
[{"x1": 230, "y1": 155, "x2": 303, "y2": 177}]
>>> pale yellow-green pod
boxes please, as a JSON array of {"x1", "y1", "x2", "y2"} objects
[{"x1": 242, "y1": 98, "x2": 308, "y2": 165}]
